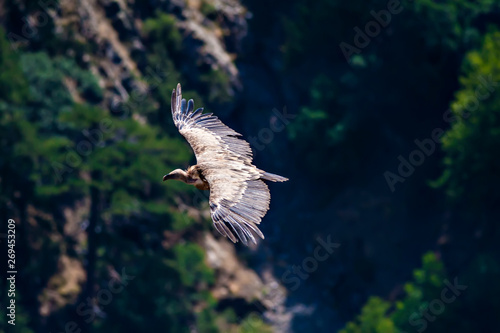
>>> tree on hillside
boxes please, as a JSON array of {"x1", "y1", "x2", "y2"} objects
[{"x1": 435, "y1": 30, "x2": 500, "y2": 212}]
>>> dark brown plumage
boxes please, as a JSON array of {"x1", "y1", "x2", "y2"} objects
[{"x1": 163, "y1": 83, "x2": 288, "y2": 245}]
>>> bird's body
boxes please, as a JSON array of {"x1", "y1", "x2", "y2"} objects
[
  {"x1": 188, "y1": 165, "x2": 210, "y2": 191},
  {"x1": 163, "y1": 83, "x2": 288, "y2": 245}
]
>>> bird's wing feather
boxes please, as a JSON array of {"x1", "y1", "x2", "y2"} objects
[
  {"x1": 171, "y1": 84, "x2": 270, "y2": 244},
  {"x1": 200, "y1": 161, "x2": 270, "y2": 245},
  {"x1": 171, "y1": 83, "x2": 253, "y2": 165}
]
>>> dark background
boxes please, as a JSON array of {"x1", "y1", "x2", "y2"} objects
[{"x1": 1, "y1": 0, "x2": 500, "y2": 332}]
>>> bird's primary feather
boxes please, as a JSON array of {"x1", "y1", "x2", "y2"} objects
[{"x1": 170, "y1": 83, "x2": 287, "y2": 245}]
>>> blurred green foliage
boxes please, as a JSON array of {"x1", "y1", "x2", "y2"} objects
[
  {"x1": 284, "y1": 0, "x2": 500, "y2": 194},
  {"x1": 278, "y1": 0, "x2": 500, "y2": 330},
  {"x1": 435, "y1": 30, "x2": 500, "y2": 210},
  {"x1": 0, "y1": 28, "x2": 29, "y2": 104},
  {"x1": 288, "y1": 74, "x2": 367, "y2": 181},
  {"x1": 340, "y1": 297, "x2": 397, "y2": 333},
  {"x1": 341, "y1": 251, "x2": 500, "y2": 332},
  {"x1": 0, "y1": 23, "x2": 241, "y2": 332}
]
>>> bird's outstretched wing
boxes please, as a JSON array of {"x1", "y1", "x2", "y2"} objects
[
  {"x1": 171, "y1": 83, "x2": 276, "y2": 245},
  {"x1": 171, "y1": 83, "x2": 253, "y2": 165}
]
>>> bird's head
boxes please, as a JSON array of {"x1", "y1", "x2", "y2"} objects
[{"x1": 162, "y1": 169, "x2": 187, "y2": 182}]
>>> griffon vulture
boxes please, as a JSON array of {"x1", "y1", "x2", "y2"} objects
[{"x1": 163, "y1": 83, "x2": 288, "y2": 245}]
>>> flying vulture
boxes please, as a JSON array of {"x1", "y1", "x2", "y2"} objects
[{"x1": 163, "y1": 83, "x2": 288, "y2": 245}]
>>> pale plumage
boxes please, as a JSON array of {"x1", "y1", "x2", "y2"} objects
[{"x1": 164, "y1": 83, "x2": 288, "y2": 245}]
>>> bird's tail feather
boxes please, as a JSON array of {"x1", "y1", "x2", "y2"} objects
[{"x1": 261, "y1": 172, "x2": 288, "y2": 182}]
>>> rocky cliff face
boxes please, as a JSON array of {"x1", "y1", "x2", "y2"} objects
[
  {"x1": 8, "y1": 0, "x2": 298, "y2": 331},
  {"x1": 39, "y1": 1, "x2": 343, "y2": 331},
  {"x1": 50, "y1": 0, "x2": 247, "y2": 109}
]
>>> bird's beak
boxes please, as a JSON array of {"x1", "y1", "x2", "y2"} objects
[{"x1": 163, "y1": 173, "x2": 176, "y2": 181}]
